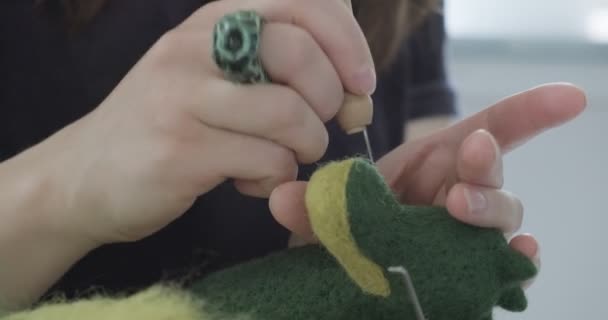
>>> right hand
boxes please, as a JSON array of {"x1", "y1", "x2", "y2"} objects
[{"x1": 35, "y1": 0, "x2": 376, "y2": 245}]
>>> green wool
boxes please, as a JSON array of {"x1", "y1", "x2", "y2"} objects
[
  {"x1": 190, "y1": 158, "x2": 537, "y2": 320},
  {"x1": 3, "y1": 158, "x2": 536, "y2": 320}
]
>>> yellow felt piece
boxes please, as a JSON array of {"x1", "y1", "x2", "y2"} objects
[
  {"x1": 305, "y1": 159, "x2": 390, "y2": 297},
  {"x1": 2, "y1": 286, "x2": 205, "y2": 320}
]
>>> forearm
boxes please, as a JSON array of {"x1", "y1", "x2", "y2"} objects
[{"x1": 0, "y1": 144, "x2": 97, "y2": 311}]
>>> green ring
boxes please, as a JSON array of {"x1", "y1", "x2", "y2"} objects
[{"x1": 213, "y1": 10, "x2": 270, "y2": 84}]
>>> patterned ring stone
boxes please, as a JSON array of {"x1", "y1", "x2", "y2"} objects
[{"x1": 213, "y1": 10, "x2": 270, "y2": 84}]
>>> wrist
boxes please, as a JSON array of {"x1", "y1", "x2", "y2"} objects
[
  {"x1": 0, "y1": 146, "x2": 98, "y2": 309},
  {"x1": 0, "y1": 139, "x2": 101, "y2": 252}
]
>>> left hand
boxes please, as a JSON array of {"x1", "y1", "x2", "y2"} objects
[{"x1": 269, "y1": 83, "x2": 586, "y2": 288}]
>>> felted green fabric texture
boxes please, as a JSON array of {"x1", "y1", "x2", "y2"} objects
[
  {"x1": 191, "y1": 158, "x2": 537, "y2": 320},
  {"x1": 344, "y1": 159, "x2": 537, "y2": 318},
  {"x1": 2, "y1": 158, "x2": 537, "y2": 320}
]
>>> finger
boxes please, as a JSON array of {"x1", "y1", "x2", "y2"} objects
[
  {"x1": 509, "y1": 234, "x2": 541, "y2": 289},
  {"x1": 269, "y1": 181, "x2": 315, "y2": 239},
  {"x1": 445, "y1": 83, "x2": 586, "y2": 152},
  {"x1": 509, "y1": 234, "x2": 539, "y2": 260},
  {"x1": 446, "y1": 184, "x2": 523, "y2": 234},
  {"x1": 376, "y1": 139, "x2": 455, "y2": 206},
  {"x1": 288, "y1": 233, "x2": 319, "y2": 248},
  {"x1": 197, "y1": 127, "x2": 299, "y2": 198},
  {"x1": 193, "y1": 79, "x2": 328, "y2": 164},
  {"x1": 260, "y1": 22, "x2": 344, "y2": 121},
  {"x1": 259, "y1": 0, "x2": 376, "y2": 95},
  {"x1": 457, "y1": 129, "x2": 503, "y2": 188},
  {"x1": 196, "y1": 0, "x2": 376, "y2": 95}
]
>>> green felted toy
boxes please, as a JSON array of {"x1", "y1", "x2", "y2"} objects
[{"x1": 2, "y1": 158, "x2": 537, "y2": 320}]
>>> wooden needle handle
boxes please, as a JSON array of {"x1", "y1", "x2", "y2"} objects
[
  {"x1": 336, "y1": 0, "x2": 374, "y2": 135},
  {"x1": 337, "y1": 93, "x2": 373, "y2": 134}
]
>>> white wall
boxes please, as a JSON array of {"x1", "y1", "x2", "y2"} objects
[
  {"x1": 445, "y1": 2, "x2": 608, "y2": 319},
  {"x1": 445, "y1": 0, "x2": 608, "y2": 42},
  {"x1": 446, "y1": 26, "x2": 608, "y2": 320}
]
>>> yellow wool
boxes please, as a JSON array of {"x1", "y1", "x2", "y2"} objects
[
  {"x1": 305, "y1": 159, "x2": 390, "y2": 297},
  {"x1": 2, "y1": 286, "x2": 206, "y2": 320}
]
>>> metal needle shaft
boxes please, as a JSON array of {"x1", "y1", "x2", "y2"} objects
[
  {"x1": 388, "y1": 266, "x2": 426, "y2": 320},
  {"x1": 362, "y1": 128, "x2": 374, "y2": 163}
]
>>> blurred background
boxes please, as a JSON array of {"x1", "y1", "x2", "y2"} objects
[{"x1": 444, "y1": 0, "x2": 607, "y2": 319}]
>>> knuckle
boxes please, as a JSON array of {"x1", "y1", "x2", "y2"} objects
[
  {"x1": 267, "y1": 90, "x2": 328, "y2": 164},
  {"x1": 149, "y1": 31, "x2": 186, "y2": 66},
  {"x1": 299, "y1": 0, "x2": 334, "y2": 13},
  {"x1": 270, "y1": 90, "x2": 309, "y2": 131},
  {"x1": 318, "y1": 82, "x2": 344, "y2": 122},
  {"x1": 276, "y1": 0, "x2": 296, "y2": 14},
  {"x1": 308, "y1": 128, "x2": 329, "y2": 163},
  {"x1": 148, "y1": 114, "x2": 197, "y2": 167},
  {"x1": 150, "y1": 108, "x2": 190, "y2": 137},
  {"x1": 187, "y1": 1, "x2": 226, "y2": 29},
  {"x1": 283, "y1": 28, "x2": 318, "y2": 75},
  {"x1": 151, "y1": 137, "x2": 184, "y2": 170},
  {"x1": 276, "y1": 0, "x2": 310, "y2": 19},
  {"x1": 267, "y1": 147, "x2": 298, "y2": 183},
  {"x1": 198, "y1": 0, "x2": 222, "y2": 17}
]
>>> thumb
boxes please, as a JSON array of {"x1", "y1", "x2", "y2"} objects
[{"x1": 269, "y1": 181, "x2": 316, "y2": 241}]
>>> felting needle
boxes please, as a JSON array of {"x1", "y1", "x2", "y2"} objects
[
  {"x1": 388, "y1": 266, "x2": 427, "y2": 320},
  {"x1": 334, "y1": 0, "x2": 375, "y2": 164}
]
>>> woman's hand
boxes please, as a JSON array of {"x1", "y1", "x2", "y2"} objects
[
  {"x1": 270, "y1": 83, "x2": 587, "y2": 288},
  {"x1": 32, "y1": 0, "x2": 375, "y2": 245}
]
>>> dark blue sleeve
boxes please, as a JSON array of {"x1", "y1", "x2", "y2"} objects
[{"x1": 401, "y1": 11, "x2": 458, "y2": 120}]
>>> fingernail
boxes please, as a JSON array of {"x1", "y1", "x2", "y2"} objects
[
  {"x1": 472, "y1": 129, "x2": 500, "y2": 162},
  {"x1": 532, "y1": 244, "x2": 541, "y2": 268},
  {"x1": 352, "y1": 66, "x2": 376, "y2": 95},
  {"x1": 464, "y1": 188, "x2": 487, "y2": 215}
]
